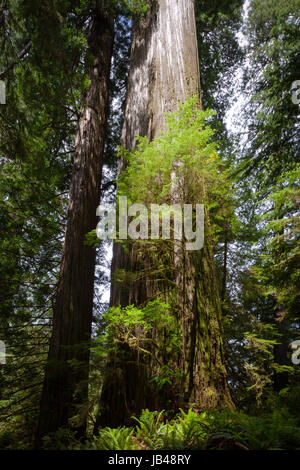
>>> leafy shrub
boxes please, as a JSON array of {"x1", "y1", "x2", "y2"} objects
[
  {"x1": 91, "y1": 427, "x2": 138, "y2": 450},
  {"x1": 41, "y1": 427, "x2": 80, "y2": 450},
  {"x1": 0, "y1": 430, "x2": 20, "y2": 450},
  {"x1": 41, "y1": 406, "x2": 300, "y2": 450},
  {"x1": 133, "y1": 409, "x2": 167, "y2": 449}
]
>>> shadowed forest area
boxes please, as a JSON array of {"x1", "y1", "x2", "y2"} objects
[{"x1": 0, "y1": 0, "x2": 300, "y2": 452}]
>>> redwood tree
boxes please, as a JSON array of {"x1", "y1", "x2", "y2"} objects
[
  {"x1": 98, "y1": 0, "x2": 233, "y2": 429},
  {"x1": 36, "y1": 7, "x2": 114, "y2": 443}
]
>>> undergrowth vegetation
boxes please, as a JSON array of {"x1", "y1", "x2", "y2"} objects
[{"x1": 16, "y1": 404, "x2": 300, "y2": 451}]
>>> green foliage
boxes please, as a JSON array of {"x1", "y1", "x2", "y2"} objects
[
  {"x1": 258, "y1": 167, "x2": 300, "y2": 318},
  {"x1": 223, "y1": 0, "x2": 300, "y2": 408},
  {"x1": 160, "y1": 409, "x2": 208, "y2": 450},
  {"x1": 38, "y1": 406, "x2": 300, "y2": 450},
  {"x1": 41, "y1": 428, "x2": 80, "y2": 451},
  {"x1": 0, "y1": 0, "x2": 93, "y2": 443},
  {"x1": 195, "y1": 0, "x2": 244, "y2": 138},
  {"x1": 1, "y1": 0, "x2": 299, "y2": 450},
  {"x1": 0, "y1": 428, "x2": 28, "y2": 450},
  {"x1": 102, "y1": 97, "x2": 237, "y2": 414},
  {"x1": 150, "y1": 366, "x2": 183, "y2": 391},
  {"x1": 105, "y1": 0, "x2": 149, "y2": 17},
  {"x1": 238, "y1": 409, "x2": 300, "y2": 450},
  {"x1": 121, "y1": 0, "x2": 149, "y2": 17},
  {"x1": 242, "y1": 0, "x2": 300, "y2": 396},
  {"x1": 91, "y1": 427, "x2": 137, "y2": 450},
  {"x1": 113, "y1": 407, "x2": 300, "y2": 450},
  {"x1": 118, "y1": 97, "x2": 235, "y2": 239},
  {"x1": 242, "y1": 323, "x2": 291, "y2": 404},
  {"x1": 133, "y1": 409, "x2": 167, "y2": 449},
  {"x1": 93, "y1": 300, "x2": 182, "y2": 377}
]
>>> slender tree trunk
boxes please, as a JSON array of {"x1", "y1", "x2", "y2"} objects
[
  {"x1": 273, "y1": 209, "x2": 290, "y2": 391},
  {"x1": 36, "y1": 10, "x2": 114, "y2": 444},
  {"x1": 97, "y1": 0, "x2": 232, "y2": 429},
  {"x1": 273, "y1": 307, "x2": 290, "y2": 392},
  {"x1": 221, "y1": 225, "x2": 228, "y2": 304}
]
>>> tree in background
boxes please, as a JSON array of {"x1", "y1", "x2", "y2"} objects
[
  {"x1": 0, "y1": 0, "x2": 149, "y2": 445},
  {"x1": 36, "y1": 3, "x2": 114, "y2": 444},
  {"x1": 223, "y1": 0, "x2": 300, "y2": 407},
  {"x1": 241, "y1": 0, "x2": 300, "y2": 396},
  {"x1": 37, "y1": 0, "x2": 150, "y2": 443},
  {"x1": 1, "y1": 0, "x2": 299, "y2": 450},
  {"x1": 0, "y1": 0, "x2": 89, "y2": 444}
]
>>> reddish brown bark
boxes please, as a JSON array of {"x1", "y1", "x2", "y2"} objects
[
  {"x1": 97, "y1": 0, "x2": 233, "y2": 429},
  {"x1": 36, "y1": 10, "x2": 114, "y2": 443}
]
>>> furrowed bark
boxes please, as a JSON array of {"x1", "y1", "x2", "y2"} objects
[
  {"x1": 36, "y1": 10, "x2": 114, "y2": 444},
  {"x1": 111, "y1": 0, "x2": 201, "y2": 306},
  {"x1": 97, "y1": 0, "x2": 232, "y2": 429}
]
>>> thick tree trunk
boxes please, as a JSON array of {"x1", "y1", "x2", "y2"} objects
[
  {"x1": 111, "y1": 0, "x2": 201, "y2": 306},
  {"x1": 36, "y1": 10, "x2": 114, "y2": 444},
  {"x1": 98, "y1": 0, "x2": 232, "y2": 429}
]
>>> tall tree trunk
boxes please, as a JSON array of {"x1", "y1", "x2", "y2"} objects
[
  {"x1": 98, "y1": 0, "x2": 232, "y2": 429},
  {"x1": 273, "y1": 307, "x2": 290, "y2": 392},
  {"x1": 36, "y1": 10, "x2": 114, "y2": 444},
  {"x1": 221, "y1": 224, "x2": 229, "y2": 304},
  {"x1": 273, "y1": 209, "x2": 290, "y2": 391}
]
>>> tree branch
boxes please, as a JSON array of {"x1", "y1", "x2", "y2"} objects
[{"x1": 0, "y1": 40, "x2": 31, "y2": 80}]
